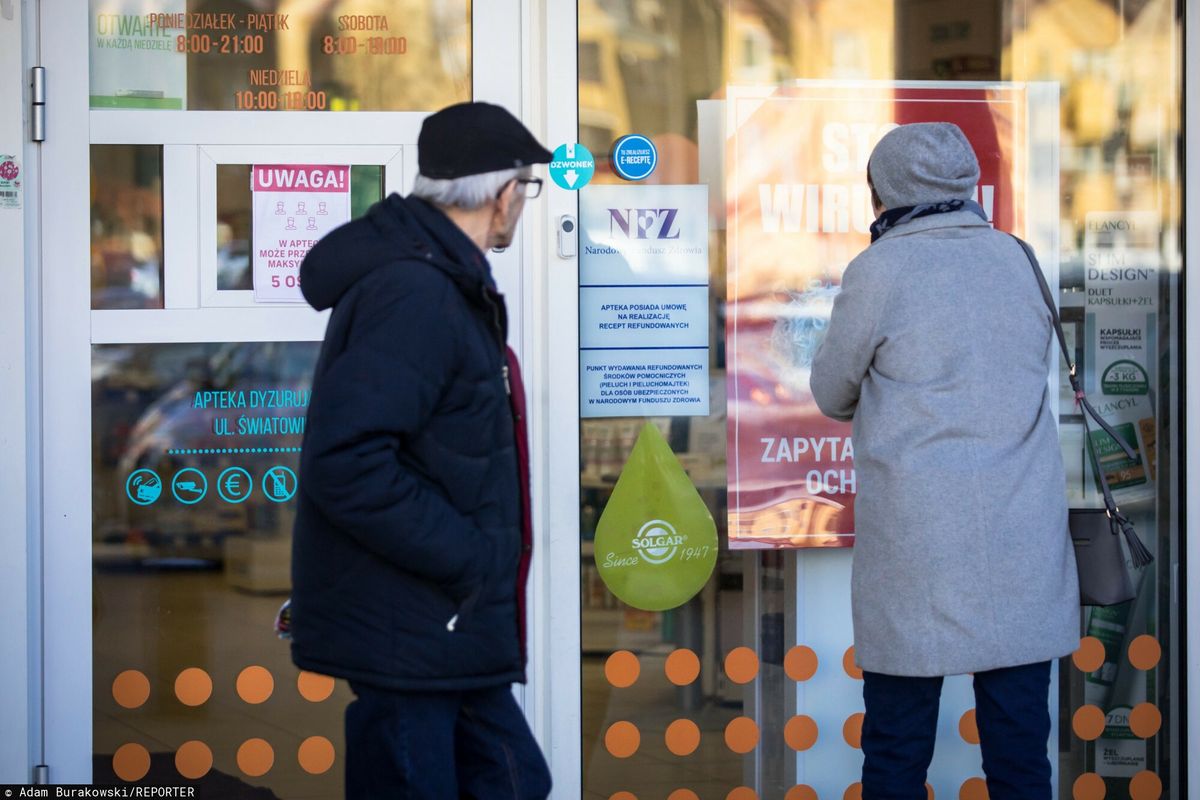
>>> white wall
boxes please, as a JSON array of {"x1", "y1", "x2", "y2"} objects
[{"x1": 0, "y1": 0, "x2": 31, "y2": 785}]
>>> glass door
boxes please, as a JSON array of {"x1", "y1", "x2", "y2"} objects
[
  {"x1": 37, "y1": 1, "x2": 530, "y2": 794},
  {"x1": 572, "y1": 2, "x2": 1184, "y2": 799}
]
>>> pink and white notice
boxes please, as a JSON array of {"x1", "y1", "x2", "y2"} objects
[{"x1": 252, "y1": 164, "x2": 351, "y2": 303}]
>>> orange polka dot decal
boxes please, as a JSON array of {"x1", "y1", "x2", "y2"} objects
[
  {"x1": 298, "y1": 736, "x2": 336, "y2": 775},
  {"x1": 665, "y1": 719, "x2": 701, "y2": 756},
  {"x1": 959, "y1": 777, "x2": 988, "y2": 800},
  {"x1": 1072, "y1": 705, "x2": 1106, "y2": 741},
  {"x1": 959, "y1": 709, "x2": 980, "y2": 744},
  {"x1": 605, "y1": 721, "x2": 641, "y2": 758},
  {"x1": 1072, "y1": 772, "x2": 1106, "y2": 800},
  {"x1": 609, "y1": 793, "x2": 638, "y2": 800},
  {"x1": 175, "y1": 741, "x2": 213, "y2": 781},
  {"x1": 784, "y1": 715, "x2": 818, "y2": 752},
  {"x1": 175, "y1": 668, "x2": 213, "y2": 707},
  {"x1": 237, "y1": 666, "x2": 275, "y2": 704},
  {"x1": 1128, "y1": 636, "x2": 1162, "y2": 670},
  {"x1": 605, "y1": 651, "x2": 641, "y2": 688},
  {"x1": 668, "y1": 790, "x2": 700, "y2": 800},
  {"x1": 843, "y1": 647, "x2": 864, "y2": 679},
  {"x1": 843, "y1": 783, "x2": 863, "y2": 800},
  {"x1": 298, "y1": 671, "x2": 336, "y2": 702},
  {"x1": 727, "y1": 789, "x2": 757, "y2": 800},
  {"x1": 1129, "y1": 771, "x2": 1162, "y2": 800},
  {"x1": 112, "y1": 670, "x2": 150, "y2": 709},
  {"x1": 237, "y1": 739, "x2": 275, "y2": 777},
  {"x1": 843, "y1": 712, "x2": 864, "y2": 749},
  {"x1": 725, "y1": 647, "x2": 759, "y2": 684},
  {"x1": 725, "y1": 716, "x2": 760, "y2": 753},
  {"x1": 665, "y1": 649, "x2": 700, "y2": 686},
  {"x1": 785, "y1": 646, "x2": 818, "y2": 682},
  {"x1": 1129, "y1": 703, "x2": 1162, "y2": 739},
  {"x1": 113, "y1": 744, "x2": 151, "y2": 782},
  {"x1": 786, "y1": 787, "x2": 818, "y2": 800},
  {"x1": 1073, "y1": 637, "x2": 1106, "y2": 673}
]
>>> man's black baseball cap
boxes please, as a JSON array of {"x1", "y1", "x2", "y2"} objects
[{"x1": 418, "y1": 102, "x2": 553, "y2": 179}]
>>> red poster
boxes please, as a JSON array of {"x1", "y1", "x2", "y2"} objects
[{"x1": 726, "y1": 82, "x2": 1028, "y2": 549}]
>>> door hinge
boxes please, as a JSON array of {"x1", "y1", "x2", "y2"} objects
[
  {"x1": 32, "y1": 764, "x2": 49, "y2": 784},
  {"x1": 31, "y1": 66, "x2": 46, "y2": 142}
]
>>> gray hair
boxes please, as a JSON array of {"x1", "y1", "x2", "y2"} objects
[{"x1": 411, "y1": 166, "x2": 528, "y2": 211}]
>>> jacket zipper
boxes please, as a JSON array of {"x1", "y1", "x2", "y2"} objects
[{"x1": 481, "y1": 288, "x2": 510, "y2": 395}]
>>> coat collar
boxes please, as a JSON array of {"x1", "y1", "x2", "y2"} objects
[{"x1": 873, "y1": 209, "x2": 992, "y2": 242}]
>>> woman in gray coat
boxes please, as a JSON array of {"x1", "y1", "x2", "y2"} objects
[{"x1": 810, "y1": 122, "x2": 1078, "y2": 800}]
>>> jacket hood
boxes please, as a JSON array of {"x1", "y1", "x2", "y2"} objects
[
  {"x1": 868, "y1": 122, "x2": 980, "y2": 209},
  {"x1": 300, "y1": 194, "x2": 495, "y2": 311}
]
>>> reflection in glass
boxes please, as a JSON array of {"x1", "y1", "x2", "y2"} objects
[
  {"x1": 217, "y1": 164, "x2": 383, "y2": 291},
  {"x1": 88, "y1": 0, "x2": 470, "y2": 111},
  {"x1": 91, "y1": 145, "x2": 164, "y2": 309},
  {"x1": 92, "y1": 342, "x2": 344, "y2": 797},
  {"x1": 580, "y1": 0, "x2": 1181, "y2": 797}
]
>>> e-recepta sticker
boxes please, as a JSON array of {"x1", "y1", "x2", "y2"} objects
[{"x1": 0, "y1": 155, "x2": 21, "y2": 209}]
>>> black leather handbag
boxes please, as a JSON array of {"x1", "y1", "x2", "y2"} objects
[{"x1": 1012, "y1": 236, "x2": 1154, "y2": 606}]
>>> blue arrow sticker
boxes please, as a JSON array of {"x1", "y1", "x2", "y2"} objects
[
  {"x1": 549, "y1": 143, "x2": 595, "y2": 191},
  {"x1": 611, "y1": 135, "x2": 658, "y2": 181}
]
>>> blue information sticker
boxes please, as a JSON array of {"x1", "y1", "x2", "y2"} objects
[
  {"x1": 611, "y1": 135, "x2": 658, "y2": 181},
  {"x1": 548, "y1": 143, "x2": 595, "y2": 191},
  {"x1": 262, "y1": 465, "x2": 298, "y2": 503},
  {"x1": 217, "y1": 466, "x2": 254, "y2": 504},
  {"x1": 171, "y1": 468, "x2": 208, "y2": 505}
]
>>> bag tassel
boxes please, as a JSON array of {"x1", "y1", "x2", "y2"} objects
[{"x1": 1111, "y1": 512, "x2": 1154, "y2": 569}]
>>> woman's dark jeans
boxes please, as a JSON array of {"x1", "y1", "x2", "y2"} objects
[
  {"x1": 346, "y1": 682, "x2": 552, "y2": 800},
  {"x1": 862, "y1": 661, "x2": 1052, "y2": 800}
]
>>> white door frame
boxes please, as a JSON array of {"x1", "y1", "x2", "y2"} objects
[
  {"x1": 36, "y1": 0, "x2": 526, "y2": 782},
  {"x1": 524, "y1": 0, "x2": 583, "y2": 794}
]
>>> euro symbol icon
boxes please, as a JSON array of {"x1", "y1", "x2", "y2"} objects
[{"x1": 225, "y1": 474, "x2": 242, "y2": 495}]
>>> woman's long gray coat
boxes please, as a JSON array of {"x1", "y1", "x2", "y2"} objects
[{"x1": 810, "y1": 210, "x2": 1080, "y2": 677}]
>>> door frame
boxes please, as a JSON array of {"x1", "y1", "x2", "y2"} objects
[
  {"x1": 525, "y1": 0, "x2": 584, "y2": 794},
  {"x1": 35, "y1": 0, "x2": 531, "y2": 782}
]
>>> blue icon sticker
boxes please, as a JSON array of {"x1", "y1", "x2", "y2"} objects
[
  {"x1": 262, "y1": 466, "x2": 298, "y2": 503},
  {"x1": 611, "y1": 135, "x2": 658, "y2": 181},
  {"x1": 548, "y1": 143, "x2": 595, "y2": 191},
  {"x1": 217, "y1": 467, "x2": 254, "y2": 504},
  {"x1": 171, "y1": 468, "x2": 208, "y2": 505},
  {"x1": 126, "y1": 469, "x2": 163, "y2": 506}
]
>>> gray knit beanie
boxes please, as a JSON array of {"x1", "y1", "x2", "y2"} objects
[{"x1": 867, "y1": 122, "x2": 980, "y2": 209}]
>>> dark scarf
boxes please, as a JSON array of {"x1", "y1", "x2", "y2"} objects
[{"x1": 869, "y1": 198, "x2": 989, "y2": 243}]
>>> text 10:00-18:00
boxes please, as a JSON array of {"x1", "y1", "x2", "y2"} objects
[{"x1": 235, "y1": 90, "x2": 328, "y2": 111}]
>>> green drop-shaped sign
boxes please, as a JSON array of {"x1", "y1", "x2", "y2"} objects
[{"x1": 594, "y1": 423, "x2": 718, "y2": 611}]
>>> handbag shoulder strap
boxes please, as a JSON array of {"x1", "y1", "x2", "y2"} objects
[{"x1": 1009, "y1": 234, "x2": 1153, "y2": 567}]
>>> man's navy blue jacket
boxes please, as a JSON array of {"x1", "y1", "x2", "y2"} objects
[{"x1": 290, "y1": 194, "x2": 526, "y2": 691}]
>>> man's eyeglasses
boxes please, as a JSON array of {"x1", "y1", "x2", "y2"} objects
[{"x1": 500, "y1": 177, "x2": 544, "y2": 200}]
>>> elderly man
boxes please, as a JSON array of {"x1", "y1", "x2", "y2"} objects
[
  {"x1": 811, "y1": 123, "x2": 1077, "y2": 799},
  {"x1": 290, "y1": 102, "x2": 552, "y2": 799}
]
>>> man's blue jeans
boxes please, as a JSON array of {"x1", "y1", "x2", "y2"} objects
[
  {"x1": 862, "y1": 661, "x2": 1053, "y2": 800},
  {"x1": 346, "y1": 682, "x2": 552, "y2": 800}
]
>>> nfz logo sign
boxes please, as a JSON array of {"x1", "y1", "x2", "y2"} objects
[{"x1": 608, "y1": 208, "x2": 681, "y2": 240}]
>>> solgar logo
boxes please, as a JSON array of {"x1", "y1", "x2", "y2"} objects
[
  {"x1": 632, "y1": 519, "x2": 686, "y2": 565},
  {"x1": 608, "y1": 208, "x2": 682, "y2": 240}
]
